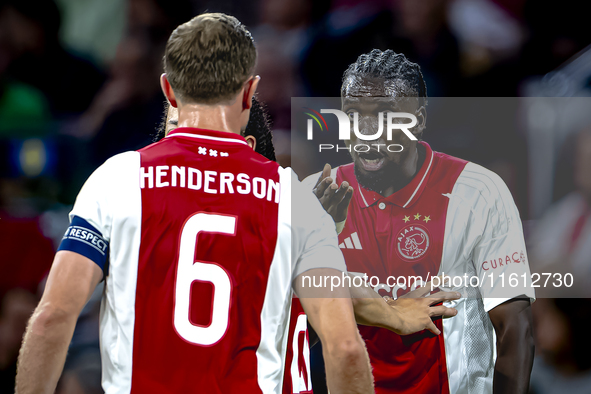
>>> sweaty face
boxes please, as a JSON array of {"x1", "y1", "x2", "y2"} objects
[{"x1": 341, "y1": 75, "x2": 425, "y2": 193}]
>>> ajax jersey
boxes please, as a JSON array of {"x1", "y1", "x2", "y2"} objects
[
  {"x1": 60, "y1": 127, "x2": 344, "y2": 393},
  {"x1": 282, "y1": 298, "x2": 313, "y2": 394},
  {"x1": 304, "y1": 142, "x2": 535, "y2": 394}
]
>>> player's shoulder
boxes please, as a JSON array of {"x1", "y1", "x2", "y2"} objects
[
  {"x1": 278, "y1": 166, "x2": 307, "y2": 195},
  {"x1": 136, "y1": 136, "x2": 174, "y2": 156},
  {"x1": 433, "y1": 150, "x2": 468, "y2": 171},
  {"x1": 93, "y1": 151, "x2": 140, "y2": 180},
  {"x1": 248, "y1": 150, "x2": 282, "y2": 172},
  {"x1": 233, "y1": 151, "x2": 282, "y2": 184},
  {"x1": 73, "y1": 151, "x2": 140, "y2": 216},
  {"x1": 105, "y1": 150, "x2": 140, "y2": 165},
  {"x1": 452, "y1": 160, "x2": 514, "y2": 206},
  {"x1": 281, "y1": 166, "x2": 326, "y2": 209}
]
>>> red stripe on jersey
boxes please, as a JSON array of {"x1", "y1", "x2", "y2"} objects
[
  {"x1": 336, "y1": 142, "x2": 467, "y2": 394},
  {"x1": 131, "y1": 128, "x2": 280, "y2": 393}
]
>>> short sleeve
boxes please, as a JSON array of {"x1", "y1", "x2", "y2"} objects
[
  {"x1": 69, "y1": 159, "x2": 116, "y2": 240},
  {"x1": 58, "y1": 157, "x2": 118, "y2": 271},
  {"x1": 287, "y1": 169, "x2": 347, "y2": 278},
  {"x1": 469, "y1": 166, "x2": 536, "y2": 311}
]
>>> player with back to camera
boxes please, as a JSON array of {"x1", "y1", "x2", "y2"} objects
[
  {"x1": 161, "y1": 98, "x2": 462, "y2": 394},
  {"x1": 15, "y1": 13, "x2": 376, "y2": 394},
  {"x1": 304, "y1": 49, "x2": 536, "y2": 394}
]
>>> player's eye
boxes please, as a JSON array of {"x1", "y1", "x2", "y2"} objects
[
  {"x1": 382, "y1": 111, "x2": 403, "y2": 124},
  {"x1": 347, "y1": 111, "x2": 357, "y2": 121}
]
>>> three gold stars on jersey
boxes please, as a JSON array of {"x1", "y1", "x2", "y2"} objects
[{"x1": 402, "y1": 213, "x2": 431, "y2": 223}]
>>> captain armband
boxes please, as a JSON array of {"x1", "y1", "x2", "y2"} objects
[{"x1": 58, "y1": 216, "x2": 109, "y2": 271}]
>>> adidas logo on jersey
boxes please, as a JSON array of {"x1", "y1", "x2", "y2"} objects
[{"x1": 339, "y1": 232, "x2": 362, "y2": 250}]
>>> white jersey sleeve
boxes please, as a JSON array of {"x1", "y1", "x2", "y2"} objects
[
  {"x1": 60, "y1": 152, "x2": 141, "y2": 271},
  {"x1": 302, "y1": 168, "x2": 347, "y2": 234},
  {"x1": 282, "y1": 168, "x2": 347, "y2": 278},
  {"x1": 457, "y1": 163, "x2": 535, "y2": 311},
  {"x1": 69, "y1": 156, "x2": 118, "y2": 240}
]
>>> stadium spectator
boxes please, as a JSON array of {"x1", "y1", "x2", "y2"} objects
[{"x1": 0, "y1": 0, "x2": 105, "y2": 117}]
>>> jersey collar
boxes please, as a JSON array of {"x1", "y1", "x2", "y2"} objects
[
  {"x1": 166, "y1": 127, "x2": 249, "y2": 146},
  {"x1": 356, "y1": 141, "x2": 435, "y2": 209}
]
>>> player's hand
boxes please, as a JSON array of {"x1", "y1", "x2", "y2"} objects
[
  {"x1": 383, "y1": 281, "x2": 460, "y2": 335},
  {"x1": 312, "y1": 163, "x2": 354, "y2": 223}
]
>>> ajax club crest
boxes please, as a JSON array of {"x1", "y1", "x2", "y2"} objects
[{"x1": 396, "y1": 224, "x2": 430, "y2": 262}]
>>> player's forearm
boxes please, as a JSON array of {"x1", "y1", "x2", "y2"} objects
[
  {"x1": 350, "y1": 277, "x2": 403, "y2": 332},
  {"x1": 323, "y1": 336, "x2": 374, "y2": 394},
  {"x1": 16, "y1": 304, "x2": 78, "y2": 394},
  {"x1": 352, "y1": 294, "x2": 401, "y2": 331},
  {"x1": 492, "y1": 319, "x2": 534, "y2": 394}
]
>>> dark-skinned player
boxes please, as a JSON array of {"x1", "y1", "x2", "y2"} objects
[
  {"x1": 304, "y1": 49, "x2": 535, "y2": 394},
  {"x1": 162, "y1": 95, "x2": 461, "y2": 393}
]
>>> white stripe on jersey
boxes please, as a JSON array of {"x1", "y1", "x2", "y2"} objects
[
  {"x1": 78, "y1": 151, "x2": 142, "y2": 394},
  {"x1": 166, "y1": 132, "x2": 249, "y2": 145},
  {"x1": 402, "y1": 148, "x2": 434, "y2": 208},
  {"x1": 439, "y1": 162, "x2": 535, "y2": 394},
  {"x1": 256, "y1": 167, "x2": 295, "y2": 393}
]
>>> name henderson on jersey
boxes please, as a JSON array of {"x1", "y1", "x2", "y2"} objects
[{"x1": 139, "y1": 165, "x2": 280, "y2": 203}]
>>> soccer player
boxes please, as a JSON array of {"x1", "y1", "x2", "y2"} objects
[
  {"x1": 160, "y1": 98, "x2": 462, "y2": 394},
  {"x1": 304, "y1": 49, "x2": 536, "y2": 394},
  {"x1": 15, "y1": 14, "x2": 376, "y2": 394}
]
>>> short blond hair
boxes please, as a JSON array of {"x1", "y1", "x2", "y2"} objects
[{"x1": 164, "y1": 13, "x2": 256, "y2": 104}]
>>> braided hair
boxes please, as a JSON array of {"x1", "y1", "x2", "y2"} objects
[
  {"x1": 242, "y1": 96, "x2": 276, "y2": 162},
  {"x1": 341, "y1": 49, "x2": 427, "y2": 107},
  {"x1": 154, "y1": 96, "x2": 276, "y2": 162}
]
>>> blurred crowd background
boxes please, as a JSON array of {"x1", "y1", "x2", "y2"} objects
[{"x1": 0, "y1": 0, "x2": 590, "y2": 393}]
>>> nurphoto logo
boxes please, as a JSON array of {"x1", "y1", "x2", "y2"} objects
[{"x1": 303, "y1": 107, "x2": 418, "y2": 153}]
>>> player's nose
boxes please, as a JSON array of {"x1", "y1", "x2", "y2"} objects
[{"x1": 355, "y1": 115, "x2": 387, "y2": 142}]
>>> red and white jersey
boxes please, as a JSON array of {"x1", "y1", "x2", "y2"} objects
[
  {"x1": 282, "y1": 298, "x2": 313, "y2": 394},
  {"x1": 67, "y1": 127, "x2": 345, "y2": 394},
  {"x1": 303, "y1": 142, "x2": 535, "y2": 394}
]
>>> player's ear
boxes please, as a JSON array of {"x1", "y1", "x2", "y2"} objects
[
  {"x1": 161, "y1": 74, "x2": 178, "y2": 108},
  {"x1": 242, "y1": 75, "x2": 261, "y2": 111},
  {"x1": 245, "y1": 135, "x2": 257, "y2": 151},
  {"x1": 415, "y1": 106, "x2": 427, "y2": 137}
]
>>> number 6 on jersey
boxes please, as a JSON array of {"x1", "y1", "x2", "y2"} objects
[{"x1": 174, "y1": 212, "x2": 236, "y2": 346}]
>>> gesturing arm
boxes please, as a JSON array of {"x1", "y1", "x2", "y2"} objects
[
  {"x1": 15, "y1": 251, "x2": 102, "y2": 394},
  {"x1": 488, "y1": 298, "x2": 534, "y2": 394},
  {"x1": 352, "y1": 278, "x2": 460, "y2": 335}
]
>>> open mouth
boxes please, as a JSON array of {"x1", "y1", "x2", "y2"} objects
[{"x1": 358, "y1": 150, "x2": 386, "y2": 171}]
